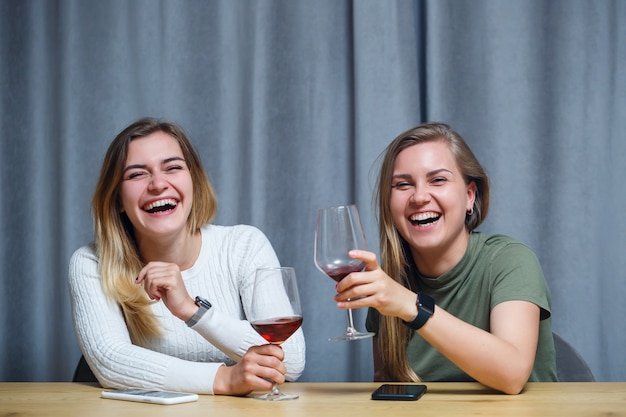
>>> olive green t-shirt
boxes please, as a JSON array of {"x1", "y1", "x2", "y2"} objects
[{"x1": 366, "y1": 232, "x2": 557, "y2": 382}]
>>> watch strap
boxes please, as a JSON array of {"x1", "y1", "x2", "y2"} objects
[
  {"x1": 403, "y1": 292, "x2": 435, "y2": 330},
  {"x1": 185, "y1": 296, "x2": 212, "y2": 327}
]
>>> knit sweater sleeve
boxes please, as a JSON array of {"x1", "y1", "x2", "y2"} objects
[
  {"x1": 188, "y1": 225, "x2": 306, "y2": 381},
  {"x1": 68, "y1": 245, "x2": 222, "y2": 394}
]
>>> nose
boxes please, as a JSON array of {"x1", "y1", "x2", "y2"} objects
[
  {"x1": 409, "y1": 184, "x2": 430, "y2": 205},
  {"x1": 147, "y1": 172, "x2": 168, "y2": 193}
]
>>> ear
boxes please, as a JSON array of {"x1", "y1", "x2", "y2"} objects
[{"x1": 466, "y1": 181, "x2": 477, "y2": 212}]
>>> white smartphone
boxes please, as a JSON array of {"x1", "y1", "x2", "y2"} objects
[{"x1": 101, "y1": 388, "x2": 199, "y2": 405}]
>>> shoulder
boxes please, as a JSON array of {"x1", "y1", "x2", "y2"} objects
[
  {"x1": 479, "y1": 233, "x2": 529, "y2": 249},
  {"x1": 469, "y1": 233, "x2": 546, "y2": 288},
  {"x1": 68, "y1": 243, "x2": 102, "y2": 292},
  {"x1": 69, "y1": 244, "x2": 98, "y2": 274},
  {"x1": 473, "y1": 234, "x2": 551, "y2": 316},
  {"x1": 201, "y1": 224, "x2": 270, "y2": 243},
  {"x1": 70, "y1": 243, "x2": 97, "y2": 259},
  {"x1": 474, "y1": 233, "x2": 539, "y2": 263},
  {"x1": 200, "y1": 224, "x2": 275, "y2": 258},
  {"x1": 199, "y1": 224, "x2": 279, "y2": 282}
]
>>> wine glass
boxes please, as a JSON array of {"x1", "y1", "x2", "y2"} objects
[
  {"x1": 314, "y1": 204, "x2": 375, "y2": 342},
  {"x1": 249, "y1": 267, "x2": 303, "y2": 401}
]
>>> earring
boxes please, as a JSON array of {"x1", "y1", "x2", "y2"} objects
[{"x1": 467, "y1": 206, "x2": 474, "y2": 216}]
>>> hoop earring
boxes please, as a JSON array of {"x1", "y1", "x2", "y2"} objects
[{"x1": 467, "y1": 206, "x2": 474, "y2": 216}]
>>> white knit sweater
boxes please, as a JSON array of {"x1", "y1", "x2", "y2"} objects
[{"x1": 69, "y1": 224, "x2": 306, "y2": 394}]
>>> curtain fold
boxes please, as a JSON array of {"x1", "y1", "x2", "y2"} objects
[{"x1": 1, "y1": 0, "x2": 624, "y2": 382}]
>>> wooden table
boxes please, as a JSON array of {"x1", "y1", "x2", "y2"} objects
[{"x1": 1, "y1": 382, "x2": 625, "y2": 417}]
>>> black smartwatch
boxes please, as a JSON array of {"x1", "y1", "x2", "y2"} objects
[
  {"x1": 185, "y1": 296, "x2": 212, "y2": 327},
  {"x1": 403, "y1": 292, "x2": 435, "y2": 330}
]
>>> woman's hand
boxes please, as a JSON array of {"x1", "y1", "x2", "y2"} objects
[
  {"x1": 213, "y1": 344, "x2": 286, "y2": 396},
  {"x1": 334, "y1": 250, "x2": 419, "y2": 322},
  {"x1": 136, "y1": 261, "x2": 197, "y2": 321}
]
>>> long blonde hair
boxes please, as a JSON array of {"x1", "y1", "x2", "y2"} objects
[
  {"x1": 91, "y1": 118, "x2": 217, "y2": 344},
  {"x1": 374, "y1": 122, "x2": 490, "y2": 381}
]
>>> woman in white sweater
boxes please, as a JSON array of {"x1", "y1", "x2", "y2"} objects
[{"x1": 69, "y1": 117, "x2": 305, "y2": 395}]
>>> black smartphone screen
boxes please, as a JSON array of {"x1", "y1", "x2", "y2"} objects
[{"x1": 371, "y1": 384, "x2": 427, "y2": 401}]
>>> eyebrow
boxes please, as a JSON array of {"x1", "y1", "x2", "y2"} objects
[
  {"x1": 391, "y1": 168, "x2": 455, "y2": 180},
  {"x1": 123, "y1": 156, "x2": 186, "y2": 174},
  {"x1": 426, "y1": 168, "x2": 454, "y2": 177},
  {"x1": 391, "y1": 173, "x2": 412, "y2": 181}
]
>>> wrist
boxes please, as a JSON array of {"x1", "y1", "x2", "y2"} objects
[
  {"x1": 212, "y1": 364, "x2": 229, "y2": 395},
  {"x1": 401, "y1": 293, "x2": 420, "y2": 322},
  {"x1": 179, "y1": 297, "x2": 199, "y2": 322},
  {"x1": 402, "y1": 292, "x2": 435, "y2": 330},
  {"x1": 185, "y1": 296, "x2": 212, "y2": 327}
]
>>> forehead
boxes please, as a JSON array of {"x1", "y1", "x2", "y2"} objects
[
  {"x1": 125, "y1": 131, "x2": 183, "y2": 162},
  {"x1": 393, "y1": 141, "x2": 459, "y2": 173}
]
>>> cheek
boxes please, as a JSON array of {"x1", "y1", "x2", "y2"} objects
[
  {"x1": 444, "y1": 191, "x2": 471, "y2": 220},
  {"x1": 182, "y1": 177, "x2": 194, "y2": 203},
  {"x1": 389, "y1": 194, "x2": 406, "y2": 222},
  {"x1": 118, "y1": 185, "x2": 137, "y2": 212}
]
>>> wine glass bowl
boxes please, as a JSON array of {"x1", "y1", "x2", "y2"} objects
[
  {"x1": 314, "y1": 205, "x2": 375, "y2": 342},
  {"x1": 316, "y1": 261, "x2": 366, "y2": 283},
  {"x1": 249, "y1": 267, "x2": 302, "y2": 401},
  {"x1": 251, "y1": 316, "x2": 303, "y2": 345}
]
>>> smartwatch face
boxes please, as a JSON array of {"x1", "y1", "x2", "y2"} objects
[{"x1": 195, "y1": 297, "x2": 212, "y2": 309}]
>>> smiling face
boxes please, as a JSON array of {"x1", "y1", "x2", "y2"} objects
[
  {"x1": 118, "y1": 131, "x2": 194, "y2": 243},
  {"x1": 390, "y1": 140, "x2": 476, "y2": 273}
]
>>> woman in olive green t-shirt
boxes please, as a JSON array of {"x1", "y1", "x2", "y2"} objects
[{"x1": 334, "y1": 123, "x2": 556, "y2": 394}]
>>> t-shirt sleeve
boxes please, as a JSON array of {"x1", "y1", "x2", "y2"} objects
[{"x1": 488, "y1": 241, "x2": 552, "y2": 320}]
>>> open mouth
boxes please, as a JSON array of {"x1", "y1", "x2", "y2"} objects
[
  {"x1": 409, "y1": 212, "x2": 441, "y2": 227},
  {"x1": 143, "y1": 198, "x2": 178, "y2": 214}
]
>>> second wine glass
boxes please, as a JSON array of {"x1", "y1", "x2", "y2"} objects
[
  {"x1": 249, "y1": 267, "x2": 303, "y2": 401},
  {"x1": 314, "y1": 204, "x2": 375, "y2": 342}
]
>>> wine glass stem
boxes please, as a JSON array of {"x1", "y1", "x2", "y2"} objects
[
  {"x1": 345, "y1": 308, "x2": 359, "y2": 335},
  {"x1": 268, "y1": 343, "x2": 284, "y2": 396},
  {"x1": 269, "y1": 383, "x2": 282, "y2": 395}
]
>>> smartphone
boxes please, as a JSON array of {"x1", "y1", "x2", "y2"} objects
[
  {"x1": 371, "y1": 384, "x2": 427, "y2": 401},
  {"x1": 101, "y1": 388, "x2": 199, "y2": 405}
]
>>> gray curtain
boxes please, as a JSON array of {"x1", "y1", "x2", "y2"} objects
[{"x1": 1, "y1": 0, "x2": 624, "y2": 383}]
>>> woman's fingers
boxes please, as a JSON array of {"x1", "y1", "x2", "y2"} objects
[
  {"x1": 137, "y1": 264, "x2": 174, "y2": 300},
  {"x1": 246, "y1": 345, "x2": 286, "y2": 381},
  {"x1": 214, "y1": 345, "x2": 287, "y2": 395},
  {"x1": 349, "y1": 249, "x2": 379, "y2": 270},
  {"x1": 334, "y1": 258, "x2": 417, "y2": 319},
  {"x1": 135, "y1": 262, "x2": 196, "y2": 318}
]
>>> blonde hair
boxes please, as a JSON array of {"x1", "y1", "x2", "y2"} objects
[
  {"x1": 91, "y1": 118, "x2": 217, "y2": 344},
  {"x1": 374, "y1": 122, "x2": 490, "y2": 381}
]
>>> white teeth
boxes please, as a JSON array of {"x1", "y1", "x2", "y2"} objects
[
  {"x1": 143, "y1": 199, "x2": 177, "y2": 211},
  {"x1": 410, "y1": 212, "x2": 439, "y2": 221}
]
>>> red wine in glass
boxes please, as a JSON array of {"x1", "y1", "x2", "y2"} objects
[
  {"x1": 251, "y1": 316, "x2": 303, "y2": 345},
  {"x1": 250, "y1": 267, "x2": 302, "y2": 401},
  {"x1": 321, "y1": 263, "x2": 366, "y2": 283},
  {"x1": 314, "y1": 205, "x2": 375, "y2": 342}
]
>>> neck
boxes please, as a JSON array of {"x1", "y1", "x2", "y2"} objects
[
  {"x1": 137, "y1": 228, "x2": 202, "y2": 271},
  {"x1": 410, "y1": 230, "x2": 470, "y2": 278}
]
